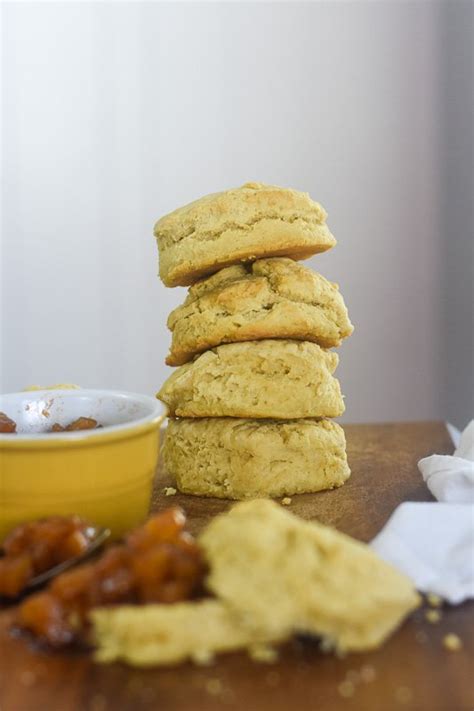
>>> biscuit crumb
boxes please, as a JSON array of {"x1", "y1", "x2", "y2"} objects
[
  {"x1": 359, "y1": 665, "x2": 376, "y2": 683},
  {"x1": 248, "y1": 644, "x2": 279, "y2": 663},
  {"x1": 443, "y1": 633, "x2": 462, "y2": 651},
  {"x1": 427, "y1": 593, "x2": 443, "y2": 608},
  {"x1": 338, "y1": 680, "x2": 355, "y2": 698},
  {"x1": 425, "y1": 609, "x2": 441, "y2": 624},
  {"x1": 163, "y1": 487, "x2": 177, "y2": 496},
  {"x1": 281, "y1": 497, "x2": 292, "y2": 506},
  {"x1": 395, "y1": 686, "x2": 413, "y2": 705},
  {"x1": 205, "y1": 678, "x2": 223, "y2": 696},
  {"x1": 192, "y1": 649, "x2": 215, "y2": 666}
]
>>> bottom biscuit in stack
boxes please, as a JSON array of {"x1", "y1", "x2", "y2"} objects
[{"x1": 162, "y1": 418, "x2": 350, "y2": 499}]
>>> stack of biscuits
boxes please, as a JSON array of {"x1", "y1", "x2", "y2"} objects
[{"x1": 154, "y1": 182, "x2": 353, "y2": 500}]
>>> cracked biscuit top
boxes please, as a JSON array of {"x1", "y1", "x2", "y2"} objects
[
  {"x1": 154, "y1": 183, "x2": 336, "y2": 287},
  {"x1": 157, "y1": 339, "x2": 344, "y2": 419},
  {"x1": 200, "y1": 500, "x2": 420, "y2": 652},
  {"x1": 166, "y1": 257, "x2": 353, "y2": 365}
]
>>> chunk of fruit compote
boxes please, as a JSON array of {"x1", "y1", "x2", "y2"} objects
[
  {"x1": 0, "y1": 555, "x2": 34, "y2": 598},
  {"x1": 1, "y1": 516, "x2": 95, "y2": 598},
  {"x1": 127, "y1": 507, "x2": 186, "y2": 550},
  {"x1": 65, "y1": 417, "x2": 98, "y2": 431},
  {"x1": 15, "y1": 509, "x2": 206, "y2": 647},
  {"x1": 16, "y1": 592, "x2": 76, "y2": 647},
  {"x1": 0, "y1": 412, "x2": 16, "y2": 433}
]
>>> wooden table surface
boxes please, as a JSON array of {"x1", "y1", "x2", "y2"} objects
[{"x1": 1, "y1": 421, "x2": 472, "y2": 711}]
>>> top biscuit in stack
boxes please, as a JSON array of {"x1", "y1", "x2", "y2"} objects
[{"x1": 154, "y1": 182, "x2": 335, "y2": 287}]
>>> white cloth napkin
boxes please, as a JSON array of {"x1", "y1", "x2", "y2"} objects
[{"x1": 370, "y1": 421, "x2": 474, "y2": 604}]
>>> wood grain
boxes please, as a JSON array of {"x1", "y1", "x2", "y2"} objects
[{"x1": 1, "y1": 421, "x2": 472, "y2": 711}]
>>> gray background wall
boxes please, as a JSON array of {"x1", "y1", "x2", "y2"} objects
[{"x1": 1, "y1": 1, "x2": 473, "y2": 426}]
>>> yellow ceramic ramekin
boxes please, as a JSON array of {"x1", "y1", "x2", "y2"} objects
[{"x1": 0, "y1": 389, "x2": 167, "y2": 540}]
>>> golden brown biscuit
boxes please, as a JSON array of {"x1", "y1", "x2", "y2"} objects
[
  {"x1": 200, "y1": 500, "x2": 420, "y2": 652},
  {"x1": 92, "y1": 600, "x2": 281, "y2": 666},
  {"x1": 162, "y1": 418, "x2": 350, "y2": 499},
  {"x1": 158, "y1": 340, "x2": 344, "y2": 419},
  {"x1": 166, "y1": 258, "x2": 353, "y2": 365},
  {"x1": 154, "y1": 183, "x2": 336, "y2": 287}
]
